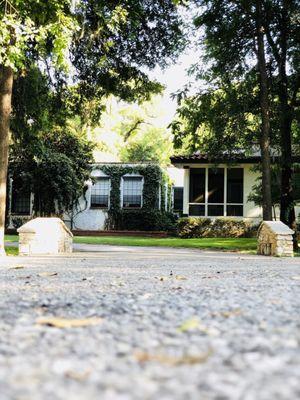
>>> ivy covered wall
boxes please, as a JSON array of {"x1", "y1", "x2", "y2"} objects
[{"x1": 95, "y1": 163, "x2": 175, "y2": 231}]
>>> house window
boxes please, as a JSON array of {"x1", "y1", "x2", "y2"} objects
[
  {"x1": 188, "y1": 167, "x2": 244, "y2": 217},
  {"x1": 91, "y1": 177, "x2": 110, "y2": 208},
  {"x1": 122, "y1": 176, "x2": 143, "y2": 208},
  {"x1": 11, "y1": 191, "x2": 31, "y2": 215},
  {"x1": 208, "y1": 168, "x2": 224, "y2": 216},
  {"x1": 227, "y1": 168, "x2": 244, "y2": 216},
  {"x1": 173, "y1": 187, "x2": 184, "y2": 212},
  {"x1": 189, "y1": 168, "x2": 205, "y2": 216}
]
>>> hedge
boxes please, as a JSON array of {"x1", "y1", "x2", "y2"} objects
[{"x1": 177, "y1": 217, "x2": 258, "y2": 238}]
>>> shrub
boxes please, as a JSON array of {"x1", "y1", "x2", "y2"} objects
[
  {"x1": 106, "y1": 209, "x2": 177, "y2": 232},
  {"x1": 177, "y1": 217, "x2": 258, "y2": 238}
]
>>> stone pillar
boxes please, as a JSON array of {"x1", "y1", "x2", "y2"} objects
[{"x1": 257, "y1": 221, "x2": 294, "y2": 257}]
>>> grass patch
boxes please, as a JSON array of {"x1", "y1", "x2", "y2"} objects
[
  {"x1": 5, "y1": 233, "x2": 299, "y2": 255},
  {"x1": 73, "y1": 235, "x2": 257, "y2": 253},
  {"x1": 5, "y1": 246, "x2": 19, "y2": 256},
  {"x1": 5, "y1": 235, "x2": 18, "y2": 242}
]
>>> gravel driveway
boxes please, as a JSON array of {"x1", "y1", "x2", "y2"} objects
[{"x1": 0, "y1": 247, "x2": 299, "y2": 400}]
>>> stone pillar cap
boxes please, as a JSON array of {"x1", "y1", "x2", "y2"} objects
[
  {"x1": 17, "y1": 217, "x2": 73, "y2": 237},
  {"x1": 258, "y1": 221, "x2": 294, "y2": 235}
]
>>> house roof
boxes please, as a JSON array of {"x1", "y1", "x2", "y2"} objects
[{"x1": 170, "y1": 153, "x2": 300, "y2": 165}]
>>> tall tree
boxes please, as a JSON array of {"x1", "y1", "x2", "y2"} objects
[
  {"x1": 173, "y1": 0, "x2": 299, "y2": 230},
  {"x1": 263, "y1": 0, "x2": 300, "y2": 233},
  {"x1": 0, "y1": 0, "x2": 184, "y2": 255},
  {"x1": 0, "y1": 0, "x2": 76, "y2": 255},
  {"x1": 255, "y1": 0, "x2": 272, "y2": 220}
]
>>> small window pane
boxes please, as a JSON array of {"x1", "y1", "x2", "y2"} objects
[
  {"x1": 208, "y1": 168, "x2": 224, "y2": 203},
  {"x1": 227, "y1": 205, "x2": 243, "y2": 216},
  {"x1": 91, "y1": 178, "x2": 110, "y2": 208},
  {"x1": 189, "y1": 204, "x2": 205, "y2": 216},
  {"x1": 227, "y1": 168, "x2": 243, "y2": 203},
  {"x1": 189, "y1": 169, "x2": 205, "y2": 203},
  {"x1": 123, "y1": 177, "x2": 142, "y2": 208},
  {"x1": 12, "y1": 191, "x2": 31, "y2": 215},
  {"x1": 173, "y1": 187, "x2": 183, "y2": 211},
  {"x1": 208, "y1": 205, "x2": 224, "y2": 216}
]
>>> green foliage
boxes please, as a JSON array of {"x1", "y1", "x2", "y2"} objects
[
  {"x1": 249, "y1": 164, "x2": 300, "y2": 208},
  {"x1": 8, "y1": 65, "x2": 94, "y2": 216},
  {"x1": 172, "y1": 1, "x2": 299, "y2": 156},
  {"x1": 119, "y1": 126, "x2": 173, "y2": 165},
  {"x1": 91, "y1": 96, "x2": 174, "y2": 165},
  {"x1": 172, "y1": 73, "x2": 262, "y2": 156},
  {"x1": 108, "y1": 209, "x2": 176, "y2": 232},
  {"x1": 0, "y1": 1, "x2": 76, "y2": 70},
  {"x1": 177, "y1": 217, "x2": 258, "y2": 238},
  {"x1": 9, "y1": 126, "x2": 94, "y2": 216},
  {"x1": 72, "y1": 0, "x2": 186, "y2": 119}
]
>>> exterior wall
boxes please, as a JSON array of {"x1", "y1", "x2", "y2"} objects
[
  {"x1": 243, "y1": 164, "x2": 262, "y2": 220},
  {"x1": 180, "y1": 163, "x2": 262, "y2": 223},
  {"x1": 64, "y1": 169, "x2": 109, "y2": 231},
  {"x1": 183, "y1": 168, "x2": 190, "y2": 215}
]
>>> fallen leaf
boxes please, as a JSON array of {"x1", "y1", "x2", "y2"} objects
[
  {"x1": 220, "y1": 309, "x2": 242, "y2": 318},
  {"x1": 178, "y1": 317, "x2": 201, "y2": 332},
  {"x1": 291, "y1": 276, "x2": 300, "y2": 281},
  {"x1": 134, "y1": 349, "x2": 212, "y2": 366},
  {"x1": 65, "y1": 369, "x2": 91, "y2": 381},
  {"x1": 154, "y1": 276, "x2": 168, "y2": 281},
  {"x1": 38, "y1": 272, "x2": 58, "y2": 277},
  {"x1": 9, "y1": 265, "x2": 25, "y2": 270},
  {"x1": 82, "y1": 276, "x2": 94, "y2": 281},
  {"x1": 178, "y1": 317, "x2": 219, "y2": 336},
  {"x1": 36, "y1": 317, "x2": 103, "y2": 328},
  {"x1": 175, "y1": 275, "x2": 187, "y2": 281}
]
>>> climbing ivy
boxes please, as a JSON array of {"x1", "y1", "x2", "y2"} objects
[{"x1": 94, "y1": 163, "x2": 175, "y2": 231}]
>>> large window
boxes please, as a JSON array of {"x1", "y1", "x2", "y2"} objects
[
  {"x1": 122, "y1": 176, "x2": 143, "y2": 208},
  {"x1": 189, "y1": 168, "x2": 205, "y2": 216},
  {"x1": 11, "y1": 191, "x2": 31, "y2": 215},
  {"x1": 91, "y1": 177, "x2": 110, "y2": 208},
  {"x1": 188, "y1": 167, "x2": 244, "y2": 217}
]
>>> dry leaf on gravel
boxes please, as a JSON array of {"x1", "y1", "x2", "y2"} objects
[
  {"x1": 65, "y1": 369, "x2": 92, "y2": 381},
  {"x1": 220, "y1": 309, "x2": 242, "y2": 318},
  {"x1": 178, "y1": 317, "x2": 219, "y2": 336},
  {"x1": 134, "y1": 349, "x2": 212, "y2": 366},
  {"x1": 38, "y1": 272, "x2": 58, "y2": 277},
  {"x1": 175, "y1": 275, "x2": 187, "y2": 281},
  {"x1": 291, "y1": 276, "x2": 300, "y2": 281},
  {"x1": 10, "y1": 265, "x2": 25, "y2": 270},
  {"x1": 36, "y1": 317, "x2": 103, "y2": 328},
  {"x1": 155, "y1": 276, "x2": 168, "y2": 281},
  {"x1": 179, "y1": 317, "x2": 201, "y2": 332}
]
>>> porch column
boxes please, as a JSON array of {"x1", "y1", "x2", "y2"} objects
[{"x1": 183, "y1": 167, "x2": 190, "y2": 216}]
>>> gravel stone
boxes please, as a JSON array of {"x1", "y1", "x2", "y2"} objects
[{"x1": 0, "y1": 246, "x2": 299, "y2": 400}]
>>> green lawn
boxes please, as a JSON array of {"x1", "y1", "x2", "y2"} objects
[
  {"x1": 5, "y1": 233, "x2": 257, "y2": 253},
  {"x1": 73, "y1": 235, "x2": 258, "y2": 253},
  {"x1": 5, "y1": 233, "x2": 300, "y2": 255}
]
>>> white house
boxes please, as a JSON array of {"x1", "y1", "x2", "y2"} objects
[
  {"x1": 170, "y1": 153, "x2": 300, "y2": 223},
  {"x1": 8, "y1": 163, "x2": 173, "y2": 232}
]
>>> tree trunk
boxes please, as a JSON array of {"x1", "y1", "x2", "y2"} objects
[
  {"x1": 277, "y1": 0, "x2": 297, "y2": 250},
  {"x1": 0, "y1": 65, "x2": 13, "y2": 255},
  {"x1": 255, "y1": 0, "x2": 273, "y2": 221}
]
